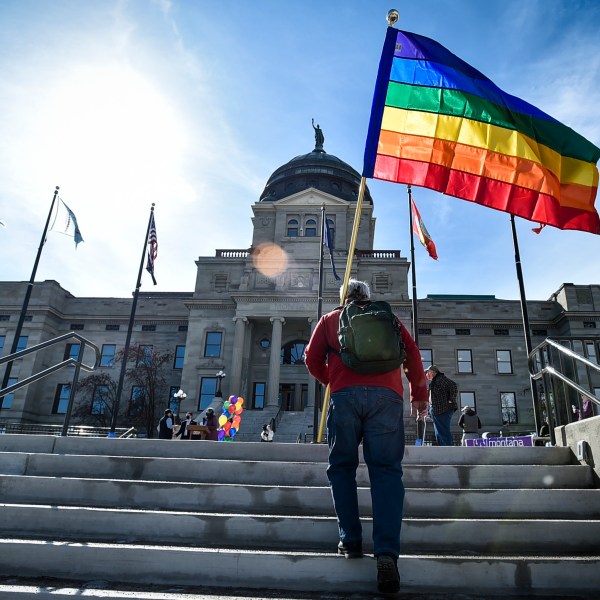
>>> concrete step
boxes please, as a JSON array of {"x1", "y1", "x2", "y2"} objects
[
  {"x1": 1, "y1": 475, "x2": 598, "y2": 519},
  {"x1": 0, "y1": 539, "x2": 598, "y2": 597},
  {"x1": 1, "y1": 451, "x2": 592, "y2": 488},
  {"x1": 2, "y1": 503, "x2": 599, "y2": 555},
  {"x1": 0, "y1": 434, "x2": 577, "y2": 465}
]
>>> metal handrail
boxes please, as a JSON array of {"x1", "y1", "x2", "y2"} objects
[
  {"x1": 528, "y1": 337, "x2": 600, "y2": 444},
  {"x1": 529, "y1": 338, "x2": 600, "y2": 406},
  {"x1": 0, "y1": 332, "x2": 101, "y2": 398}
]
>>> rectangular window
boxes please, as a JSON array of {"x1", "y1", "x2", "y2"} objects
[
  {"x1": 91, "y1": 385, "x2": 108, "y2": 415},
  {"x1": 459, "y1": 391, "x2": 476, "y2": 411},
  {"x1": 100, "y1": 344, "x2": 116, "y2": 367},
  {"x1": 532, "y1": 329, "x2": 548, "y2": 336},
  {"x1": 0, "y1": 335, "x2": 5, "y2": 353},
  {"x1": 16, "y1": 336, "x2": 28, "y2": 352},
  {"x1": 169, "y1": 386, "x2": 180, "y2": 413},
  {"x1": 198, "y1": 377, "x2": 217, "y2": 410},
  {"x1": 494, "y1": 329, "x2": 509, "y2": 336},
  {"x1": 106, "y1": 324, "x2": 120, "y2": 331},
  {"x1": 583, "y1": 321, "x2": 596, "y2": 328},
  {"x1": 204, "y1": 332, "x2": 222, "y2": 357},
  {"x1": 455, "y1": 328, "x2": 471, "y2": 336},
  {"x1": 137, "y1": 345, "x2": 153, "y2": 367},
  {"x1": 128, "y1": 386, "x2": 146, "y2": 416},
  {"x1": 214, "y1": 273, "x2": 229, "y2": 291},
  {"x1": 178, "y1": 325, "x2": 188, "y2": 332},
  {"x1": 420, "y1": 349, "x2": 433, "y2": 367},
  {"x1": 174, "y1": 345, "x2": 185, "y2": 369},
  {"x1": 496, "y1": 350, "x2": 513, "y2": 374},
  {"x1": 253, "y1": 382, "x2": 266, "y2": 409},
  {"x1": 585, "y1": 342, "x2": 598, "y2": 364},
  {"x1": 1, "y1": 377, "x2": 17, "y2": 409},
  {"x1": 142, "y1": 324, "x2": 156, "y2": 332},
  {"x1": 501, "y1": 391, "x2": 518, "y2": 425},
  {"x1": 418, "y1": 328, "x2": 432, "y2": 335},
  {"x1": 457, "y1": 349, "x2": 473, "y2": 373},
  {"x1": 52, "y1": 384, "x2": 71, "y2": 414},
  {"x1": 70, "y1": 323, "x2": 84, "y2": 331},
  {"x1": 64, "y1": 343, "x2": 81, "y2": 362},
  {"x1": 0, "y1": 315, "x2": 9, "y2": 321}
]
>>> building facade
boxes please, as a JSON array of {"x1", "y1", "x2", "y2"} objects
[{"x1": 1, "y1": 140, "x2": 599, "y2": 437}]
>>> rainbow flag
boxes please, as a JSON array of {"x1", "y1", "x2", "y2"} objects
[{"x1": 363, "y1": 28, "x2": 600, "y2": 234}]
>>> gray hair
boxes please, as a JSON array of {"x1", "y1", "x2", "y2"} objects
[{"x1": 340, "y1": 279, "x2": 371, "y2": 304}]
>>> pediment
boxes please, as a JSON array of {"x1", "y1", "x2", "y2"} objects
[{"x1": 274, "y1": 188, "x2": 349, "y2": 207}]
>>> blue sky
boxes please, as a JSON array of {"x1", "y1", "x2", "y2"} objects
[{"x1": 0, "y1": 0, "x2": 598, "y2": 301}]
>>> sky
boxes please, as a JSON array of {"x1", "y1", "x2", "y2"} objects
[{"x1": 0, "y1": 0, "x2": 599, "y2": 302}]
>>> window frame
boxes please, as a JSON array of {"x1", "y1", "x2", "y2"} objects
[
  {"x1": 459, "y1": 391, "x2": 476, "y2": 411},
  {"x1": 136, "y1": 344, "x2": 153, "y2": 367},
  {"x1": 100, "y1": 344, "x2": 117, "y2": 367},
  {"x1": 420, "y1": 349, "x2": 433, "y2": 367},
  {"x1": 286, "y1": 218, "x2": 299, "y2": 237},
  {"x1": 174, "y1": 345, "x2": 186, "y2": 369},
  {"x1": 128, "y1": 386, "x2": 146, "y2": 417},
  {"x1": 1, "y1": 377, "x2": 17, "y2": 409},
  {"x1": 457, "y1": 349, "x2": 473, "y2": 373},
  {"x1": 496, "y1": 349, "x2": 513, "y2": 374},
  {"x1": 253, "y1": 382, "x2": 266, "y2": 409},
  {"x1": 52, "y1": 383, "x2": 71, "y2": 415},
  {"x1": 91, "y1": 385, "x2": 109, "y2": 415},
  {"x1": 501, "y1": 391, "x2": 518, "y2": 425},
  {"x1": 198, "y1": 377, "x2": 217, "y2": 410},
  {"x1": 204, "y1": 332, "x2": 223, "y2": 358}
]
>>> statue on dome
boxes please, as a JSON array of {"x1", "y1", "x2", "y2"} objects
[{"x1": 312, "y1": 118, "x2": 324, "y2": 150}]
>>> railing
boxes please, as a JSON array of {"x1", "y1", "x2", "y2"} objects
[
  {"x1": 529, "y1": 337, "x2": 600, "y2": 445},
  {"x1": 0, "y1": 332, "x2": 101, "y2": 436},
  {"x1": 215, "y1": 249, "x2": 251, "y2": 258},
  {"x1": 354, "y1": 250, "x2": 401, "y2": 259},
  {"x1": 0, "y1": 423, "x2": 136, "y2": 438}
]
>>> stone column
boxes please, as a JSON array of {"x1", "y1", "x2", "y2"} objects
[
  {"x1": 306, "y1": 317, "x2": 318, "y2": 408},
  {"x1": 229, "y1": 316, "x2": 248, "y2": 395},
  {"x1": 267, "y1": 317, "x2": 285, "y2": 406}
]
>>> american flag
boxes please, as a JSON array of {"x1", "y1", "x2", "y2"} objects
[{"x1": 146, "y1": 212, "x2": 158, "y2": 285}]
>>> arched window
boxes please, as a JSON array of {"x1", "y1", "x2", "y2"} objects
[
  {"x1": 280, "y1": 340, "x2": 307, "y2": 365},
  {"x1": 305, "y1": 218, "x2": 317, "y2": 237},
  {"x1": 287, "y1": 218, "x2": 299, "y2": 237}
]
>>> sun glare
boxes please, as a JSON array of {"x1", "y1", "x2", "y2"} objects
[{"x1": 36, "y1": 63, "x2": 188, "y2": 202}]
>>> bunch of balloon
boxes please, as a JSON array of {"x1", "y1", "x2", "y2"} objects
[{"x1": 217, "y1": 395, "x2": 244, "y2": 441}]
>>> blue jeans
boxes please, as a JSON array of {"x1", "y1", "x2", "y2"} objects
[
  {"x1": 432, "y1": 409, "x2": 455, "y2": 446},
  {"x1": 326, "y1": 386, "x2": 405, "y2": 558}
]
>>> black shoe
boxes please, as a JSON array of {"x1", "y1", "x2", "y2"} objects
[
  {"x1": 337, "y1": 540, "x2": 363, "y2": 559},
  {"x1": 377, "y1": 554, "x2": 400, "y2": 595}
]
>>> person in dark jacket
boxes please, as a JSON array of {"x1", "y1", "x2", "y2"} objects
[
  {"x1": 458, "y1": 406, "x2": 482, "y2": 446},
  {"x1": 426, "y1": 365, "x2": 458, "y2": 446},
  {"x1": 175, "y1": 412, "x2": 197, "y2": 440},
  {"x1": 203, "y1": 407, "x2": 219, "y2": 441},
  {"x1": 157, "y1": 409, "x2": 174, "y2": 439}
]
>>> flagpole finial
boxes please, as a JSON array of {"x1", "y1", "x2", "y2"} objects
[{"x1": 386, "y1": 9, "x2": 399, "y2": 27}]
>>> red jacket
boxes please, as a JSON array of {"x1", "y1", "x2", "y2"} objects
[{"x1": 305, "y1": 306, "x2": 428, "y2": 405}]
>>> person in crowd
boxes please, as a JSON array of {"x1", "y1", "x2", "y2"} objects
[
  {"x1": 260, "y1": 423, "x2": 274, "y2": 442},
  {"x1": 157, "y1": 409, "x2": 174, "y2": 440},
  {"x1": 203, "y1": 407, "x2": 219, "y2": 441},
  {"x1": 579, "y1": 394, "x2": 594, "y2": 420},
  {"x1": 175, "y1": 412, "x2": 197, "y2": 440},
  {"x1": 458, "y1": 406, "x2": 482, "y2": 446},
  {"x1": 305, "y1": 279, "x2": 428, "y2": 596},
  {"x1": 425, "y1": 365, "x2": 458, "y2": 446}
]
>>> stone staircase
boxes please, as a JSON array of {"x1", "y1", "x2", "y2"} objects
[{"x1": 0, "y1": 434, "x2": 598, "y2": 598}]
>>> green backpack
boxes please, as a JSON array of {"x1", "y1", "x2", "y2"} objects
[{"x1": 337, "y1": 300, "x2": 406, "y2": 374}]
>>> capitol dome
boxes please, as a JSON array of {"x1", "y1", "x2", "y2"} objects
[{"x1": 259, "y1": 136, "x2": 373, "y2": 204}]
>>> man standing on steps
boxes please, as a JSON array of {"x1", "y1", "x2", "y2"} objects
[
  {"x1": 305, "y1": 279, "x2": 428, "y2": 596},
  {"x1": 425, "y1": 365, "x2": 458, "y2": 446}
]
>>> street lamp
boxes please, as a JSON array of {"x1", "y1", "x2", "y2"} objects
[
  {"x1": 173, "y1": 389, "x2": 187, "y2": 420},
  {"x1": 215, "y1": 370, "x2": 226, "y2": 398}
]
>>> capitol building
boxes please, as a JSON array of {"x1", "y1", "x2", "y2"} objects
[{"x1": 1, "y1": 136, "x2": 599, "y2": 439}]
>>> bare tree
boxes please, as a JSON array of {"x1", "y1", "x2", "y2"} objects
[
  {"x1": 72, "y1": 372, "x2": 118, "y2": 428},
  {"x1": 73, "y1": 346, "x2": 173, "y2": 437},
  {"x1": 122, "y1": 346, "x2": 173, "y2": 438}
]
